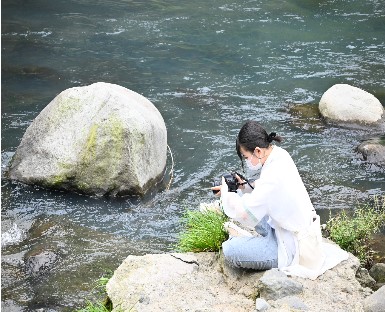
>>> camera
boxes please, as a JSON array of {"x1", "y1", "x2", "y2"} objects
[{"x1": 212, "y1": 172, "x2": 240, "y2": 194}]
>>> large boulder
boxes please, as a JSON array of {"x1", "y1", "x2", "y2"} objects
[
  {"x1": 8, "y1": 82, "x2": 167, "y2": 196},
  {"x1": 319, "y1": 84, "x2": 384, "y2": 128},
  {"x1": 106, "y1": 253, "x2": 258, "y2": 312}
]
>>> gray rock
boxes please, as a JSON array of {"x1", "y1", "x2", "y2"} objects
[
  {"x1": 369, "y1": 263, "x2": 385, "y2": 283},
  {"x1": 374, "y1": 283, "x2": 385, "y2": 291},
  {"x1": 273, "y1": 295, "x2": 309, "y2": 311},
  {"x1": 356, "y1": 267, "x2": 376, "y2": 289},
  {"x1": 319, "y1": 84, "x2": 384, "y2": 128},
  {"x1": 357, "y1": 137, "x2": 385, "y2": 166},
  {"x1": 256, "y1": 269, "x2": 303, "y2": 301},
  {"x1": 363, "y1": 285, "x2": 385, "y2": 312},
  {"x1": 8, "y1": 82, "x2": 167, "y2": 197}
]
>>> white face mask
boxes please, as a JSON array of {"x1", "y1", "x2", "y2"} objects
[{"x1": 245, "y1": 153, "x2": 262, "y2": 171}]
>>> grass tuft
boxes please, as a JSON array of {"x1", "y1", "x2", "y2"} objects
[
  {"x1": 76, "y1": 301, "x2": 111, "y2": 312},
  {"x1": 325, "y1": 196, "x2": 385, "y2": 268},
  {"x1": 76, "y1": 272, "x2": 115, "y2": 312},
  {"x1": 94, "y1": 272, "x2": 112, "y2": 291},
  {"x1": 176, "y1": 209, "x2": 229, "y2": 252}
]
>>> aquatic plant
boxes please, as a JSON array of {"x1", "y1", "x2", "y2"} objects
[
  {"x1": 176, "y1": 209, "x2": 229, "y2": 252},
  {"x1": 325, "y1": 196, "x2": 385, "y2": 268}
]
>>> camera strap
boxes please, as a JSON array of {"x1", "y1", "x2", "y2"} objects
[{"x1": 233, "y1": 171, "x2": 254, "y2": 190}]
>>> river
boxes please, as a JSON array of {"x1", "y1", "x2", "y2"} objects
[{"x1": 1, "y1": 0, "x2": 385, "y2": 310}]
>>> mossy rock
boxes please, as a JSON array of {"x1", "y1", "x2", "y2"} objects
[
  {"x1": 8, "y1": 82, "x2": 167, "y2": 197},
  {"x1": 287, "y1": 103, "x2": 324, "y2": 132}
]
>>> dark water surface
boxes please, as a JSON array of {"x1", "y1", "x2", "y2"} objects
[{"x1": 2, "y1": 0, "x2": 385, "y2": 310}]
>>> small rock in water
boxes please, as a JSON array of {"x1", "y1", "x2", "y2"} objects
[{"x1": 25, "y1": 250, "x2": 58, "y2": 277}]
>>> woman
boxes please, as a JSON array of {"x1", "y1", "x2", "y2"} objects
[{"x1": 213, "y1": 121, "x2": 348, "y2": 280}]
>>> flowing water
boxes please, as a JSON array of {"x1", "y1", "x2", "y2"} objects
[{"x1": 1, "y1": 0, "x2": 385, "y2": 310}]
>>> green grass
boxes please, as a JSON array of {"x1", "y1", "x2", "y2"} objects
[
  {"x1": 75, "y1": 273, "x2": 114, "y2": 312},
  {"x1": 76, "y1": 301, "x2": 111, "y2": 312},
  {"x1": 325, "y1": 196, "x2": 385, "y2": 268},
  {"x1": 176, "y1": 209, "x2": 229, "y2": 252},
  {"x1": 94, "y1": 273, "x2": 112, "y2": 291}
]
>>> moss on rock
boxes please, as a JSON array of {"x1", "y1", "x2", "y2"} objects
[{"x1": 76, "y1": 114, "x2": 126, "y2": 195}]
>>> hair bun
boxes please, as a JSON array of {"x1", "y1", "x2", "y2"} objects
[{"x1": 268, "y1": 132, "x2": 276, "y2": 143}]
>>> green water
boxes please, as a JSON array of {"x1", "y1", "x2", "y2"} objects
[{"x1": 1, "y1": 0, "x2": 384, "y2": 310}]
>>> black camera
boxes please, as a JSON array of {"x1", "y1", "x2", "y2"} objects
[{"x1": 212, "y1": 172, "x2": 240, "y2": 194}]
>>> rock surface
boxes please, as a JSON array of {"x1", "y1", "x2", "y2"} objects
[
  {"x1": 369, "y1": 262, "x2": 385, "y2": 290},
  {"x1": 106, "y1": 252, "x2": 372, "y2": 312},
  {"x1": 8, "y1": 82, "x2": 167, "y2": 196},
  {"x1": 356, "y1": 267, "x2": 376, "y2": 289},
  {"x1": 369, "y1": 263, "x2": 385, "y2": 283},
  {"x1": 106, "y1": 253, "x2": 258, "y2": 312},
  {"x1": 362, "y1": 286, "x2": 385, "y2": 312},
  {"x1": 319, "y1": 84, "x2": 384, "y2": 128}
]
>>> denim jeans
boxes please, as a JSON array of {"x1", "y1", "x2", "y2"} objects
[{"x1": 222, "y1": 216, "x2": 278, "y2": 271}]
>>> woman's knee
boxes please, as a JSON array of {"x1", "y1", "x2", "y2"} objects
[
  {"x1": 222, "y1": 238, "x2": 235, "y2": 259},
  {"x1": 221, "y1": 237, "x2": 278, "y2": 270}
]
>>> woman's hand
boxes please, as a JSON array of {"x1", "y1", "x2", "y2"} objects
[
  {"x1": 211, "y1": 177, "x2": 225, "y2": 196},
  {"x1": 234, "y1": 173, "x2": 246, "y2": 190},
  {"x1": 211, "y1": 177, "x2": 229, "y2": 197},
  {"x1": 211, "y1": 184, "x2": 221, "y2": 196}
]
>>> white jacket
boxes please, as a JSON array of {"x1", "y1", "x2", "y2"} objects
[{"x1": 221, "y1": 146, "x2": 348, "y2": 279}]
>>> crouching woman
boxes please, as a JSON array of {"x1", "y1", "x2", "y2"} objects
[{"x1": 213, "y1": 121, "x2": 348, "y2": 280}]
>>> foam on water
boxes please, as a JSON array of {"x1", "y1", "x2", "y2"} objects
[{"x1": 1, "y1": 223, "x2": 24, "y2": 248}]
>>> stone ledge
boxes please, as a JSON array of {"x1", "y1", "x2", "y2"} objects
[{"x1": 106, "y1": 251, "x2": 377, "y2": 312}]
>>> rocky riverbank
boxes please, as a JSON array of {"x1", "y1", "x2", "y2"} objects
[{"x1": 106, "y1": 248, "x2": 385, "y2": 312}]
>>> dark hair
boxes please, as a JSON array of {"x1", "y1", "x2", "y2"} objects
[{"x1": 236, "y1": 121, "x2": 283, "y2": 163}]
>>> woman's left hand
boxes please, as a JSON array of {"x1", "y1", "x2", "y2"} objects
[
  {"x1": 211, "y1": 185, "x2": 221, "y2": 196},
  {"x1": 212, "y1": 177, "x2": 230, "y2": 197}
]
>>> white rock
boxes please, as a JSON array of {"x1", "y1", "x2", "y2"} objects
[
  {"x1": 319, "y1": 84, "x2": 384, "y2": 125},
  {"x1": 255, "y1": 298, "x2": 270, "y2": 311}
]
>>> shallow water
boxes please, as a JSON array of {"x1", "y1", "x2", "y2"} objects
[{"x1": 2, "y1": 0, "x2": 385, "y2": 310}]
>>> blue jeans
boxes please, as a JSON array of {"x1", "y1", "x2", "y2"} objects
[{"x1": 222, "y1": 216, "x2": 278, "y2": 270}]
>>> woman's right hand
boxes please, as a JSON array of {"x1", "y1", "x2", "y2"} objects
[{"x1": 234, "y1": 173, "x2": 246, "y2": 190}]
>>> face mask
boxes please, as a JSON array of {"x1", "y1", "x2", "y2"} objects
[{"x1": 246, "y1": 153, "x2": 262, "y2": 171}]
